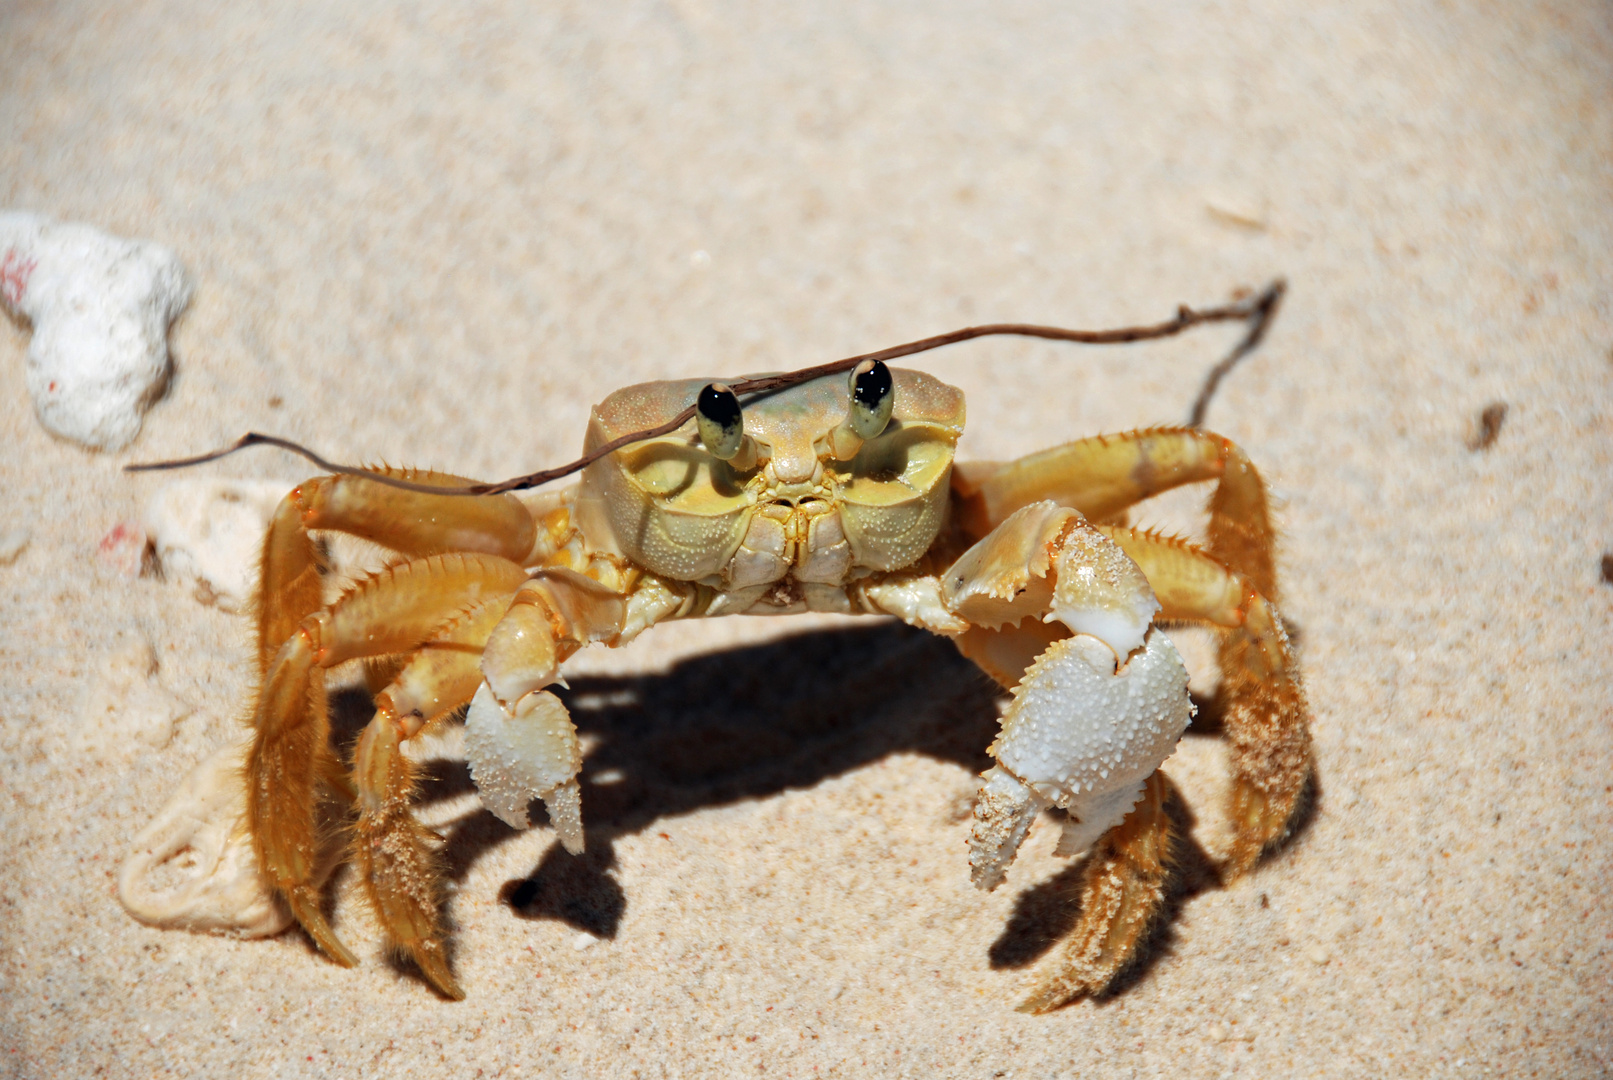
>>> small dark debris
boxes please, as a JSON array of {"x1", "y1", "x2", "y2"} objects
[
  {"x1": 1260, "y1": 892, "x2": 1270, "y2": 908},
  {"x1": 1601, "y1": 552, "x2": 1613, "y2": 585},
  {"x1": 1467, "y1": 402, "x2": 1507, "y2": 451},
  {"x1": 508, "y1": 878, "x2": 540, "y2": 909},
  {"x1": 267, "y1": 395, "x2": 284, "y2": 408}
]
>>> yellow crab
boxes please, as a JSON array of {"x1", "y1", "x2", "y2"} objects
[{"x1": 120, "y1": 300, "x2": 1310, "y2": 1010}]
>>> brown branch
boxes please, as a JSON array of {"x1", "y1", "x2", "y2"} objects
[
  {"x1": 126, "y1": 281, "x2": 1286, "y2": 496},
  {"x1": 1186, "y1": 278, "x2": 1286, "y2": 428}
]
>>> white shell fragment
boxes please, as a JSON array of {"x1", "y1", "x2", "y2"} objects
[
  {"x1": 970, "y1": 628, "x2": 1192, "y2": 890},
  {"x1": 0, "y1": 210, "x2": 192, "y2": 450},
  {"x1": 143, "y1": 479, "x2": 291, "y2": 611},
  {"x1": 118, "y1": 740, "x2": 291, "y2": 938},
  {"x1": 464, "y1": 684, "x2": 585, "y2": 853}
]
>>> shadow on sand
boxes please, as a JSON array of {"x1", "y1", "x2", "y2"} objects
[{"x1": 329, "y1": 620, "x2": 1316, "y2": 1000}]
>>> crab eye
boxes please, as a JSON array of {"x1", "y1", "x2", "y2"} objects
[
  {"x1": 847, "y1": 360, "x2": 894, "y2": 440},
  {"x1": 696, "y1": 383, "x2": 745, "y2": 460}
]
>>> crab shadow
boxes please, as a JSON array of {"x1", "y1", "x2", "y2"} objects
[
  {"x1": 983, "y1": 786, "x2": 1221, "y2": 998},
  {"x1": 981, "y1": 744, "x2": 1320, "y2": 1004},
  {"x1": 394, "y1": 622, "x2": 1007, "y2": 939},
  {"x1": 331, "y1": 620, "x2": 1317, "y2": 995}
]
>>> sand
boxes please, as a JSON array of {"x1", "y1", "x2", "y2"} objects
[{"x1": 2, "y1": 1, "x2": 1610, "y2": 1076}]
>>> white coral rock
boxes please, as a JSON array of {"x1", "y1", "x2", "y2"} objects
[
  {"x1": 0, "y1": 210, "x2": 192, "y2": 450},
  {"x1": 143, "y1": 478, "x2": 291, "y2": 611}
]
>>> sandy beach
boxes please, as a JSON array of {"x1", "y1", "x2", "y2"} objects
[{"x1": 2, "y1": 1, "x2": 1610, "y2": 1076}]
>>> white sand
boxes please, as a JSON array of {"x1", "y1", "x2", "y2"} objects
[{"x1": 2, "y1": 1, "x2": 1610, "y2": 1076}]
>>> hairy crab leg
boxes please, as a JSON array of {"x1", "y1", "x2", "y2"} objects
[
  {"x1": 247, "y1": 470, "x2": 538, "y2": 968},
  {"x1": 249, "y1": 627, "x2": 350, "y2": 963},
  {"x1": 952, "y1": 426, "x2": 1278, "y2": 599},
  {"x1": 1019, "y1": 770, "x2": 1180, "y2": 1013},
  {"x1": 254, "y1": 470, "x2": 536, "y2": 672},
  {"x1": 250, "y1": 553, "x2": 529, "y2": 971},
  {"x1": 1099, "y1": 526, "x2": 1311, "y2": 877},
  {"x1": 350, "y1": 596, "x2": 515, "y2": 1000}
]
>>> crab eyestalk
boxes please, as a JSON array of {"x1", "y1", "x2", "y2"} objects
[
  {"x1": 829, "y1": 359, "x2": 895, "y2": 460},
  {"x1": 696, "y1": 383, "x2": 758, "y2": 469}
]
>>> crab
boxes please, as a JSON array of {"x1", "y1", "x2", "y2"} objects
[{"x1": 120, "y1": 307, "x2": 1310, "y2": 1010}]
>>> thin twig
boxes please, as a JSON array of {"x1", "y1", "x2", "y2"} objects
[
  {"x1": 127, "y1": 282, "x2": 1286, "y2": 496},
  {"x1": 1185, "y1": 279, "x2": 1285, "y2": 428}
]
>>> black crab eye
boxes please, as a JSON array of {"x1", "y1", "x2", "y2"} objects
[
  {"x1": 696, "y1": 382, "x2": 745, "y2": 460},
  {"x1": 847, "y1": 359, "x2": 894, "y2": 440}
]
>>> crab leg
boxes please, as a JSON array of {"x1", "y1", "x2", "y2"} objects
[
  {"x1": 1099, "y1": 526, "x2": 1310, "y2": 876},
  {"x1": 1019, "y1": 770, "x2": 1179, "y2": 1013},
  {"x1": 349, "y1": 595, "x2": 515, "y2": 1000},
  {"x1": 255, "y1": 470, "x2": 538, "y2": 673},
  {"x1": 952, "y1": 426, "x2": 1278, "y2": 599},
  {"x1": 249, "y1": 553, "x2": 529, "y2": 973},
  {"x1": 249, "y1": 626, "x2": 347, "y2": 961}
]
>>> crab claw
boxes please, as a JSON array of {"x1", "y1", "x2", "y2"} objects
[
  {"x1": 970, "y1": 765, "x2": 1050, "y2": 890},
  {"x1": 464, "y1": 684, "x2": 585, "y2": 853},
  {"x1": 970, "y1": 628, "x2": 1192, "y2": 890}
]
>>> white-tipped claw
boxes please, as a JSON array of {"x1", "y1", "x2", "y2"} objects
[
  {"x1": 969, "y1": 766, "x2": 1049, "y2": 891},
  {"x1": 545, "y1": 779, "x2": 585, "y2": 854},
  {"x1": 465, "y1": 684, "x2": 585, "y2": 851}
]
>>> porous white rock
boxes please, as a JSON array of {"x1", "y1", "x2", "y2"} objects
[
  {"x1": 143, "y1": 478, "x2": 292, "y2": 611},
  {"x1": 0, "y1": 210, "x2": 192, "y2": 450}
]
